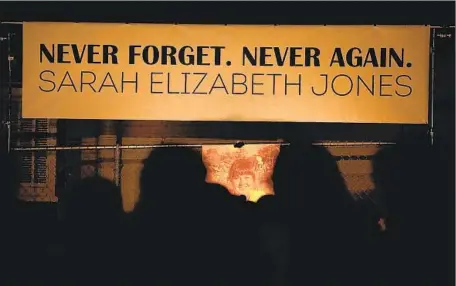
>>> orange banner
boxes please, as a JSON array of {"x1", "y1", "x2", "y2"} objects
[{"x1": 23, "y1": 22, "x2": 430, "y2": 123}]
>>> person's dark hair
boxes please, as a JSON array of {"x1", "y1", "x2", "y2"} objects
[{"x1": 138, "y1": 146, "x2": 207, "y2": 209}]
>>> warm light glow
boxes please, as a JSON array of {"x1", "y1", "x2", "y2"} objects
[{"x1": 202, "y1": 144, "x2": 280, "y2": 202}]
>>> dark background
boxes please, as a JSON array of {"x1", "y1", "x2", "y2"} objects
[
  {"x1": 0, "y1": 1, "x2": 454, "y2": 25},
  {"x1": 0, "y1": 2, "x2": 454, "y2": 279}
]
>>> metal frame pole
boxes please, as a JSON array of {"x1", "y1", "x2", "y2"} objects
[
  {"x1": 0, "y1": 22, "x2": 454, "y2": 28},
  {"x1": 6, "y1": 32, "x2": 13, "y2": 153},
  {"x1": 0, "y1": 34, "x2": 5, "y2": 148},
  {"x1": 114, "y1": 143, "x2": 121, "y2": 187},
  {"x1": 10, "y1": 141, "x2": 395, "y2": 152},
  {"x1": 429, "y1": 28, "x2": 437, "y2": 146},
  {"x1": 114, "y1": 120, "x2": 123, "y2": 188}
]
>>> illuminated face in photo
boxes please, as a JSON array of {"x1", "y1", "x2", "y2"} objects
[{"x1": 228, "y1": 158, "x2": 258, "y2": 197}]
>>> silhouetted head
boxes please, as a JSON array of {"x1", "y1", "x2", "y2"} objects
[
  {"x1": 272, "y1": 143, "x2": 306, "y2": 200},
  {"x1": 139, "y1": 147, "x2": 207, "y2": 209},
  {"x1": 372, "y1": 143, "x2": 434, "y2": 229},
  {"x1": 274, "y1": 143, "x2": 344, "y2": 191},
  {"x1": 272, "y1": 142, "x2": 353, "y2": 219},
  {"x1": 64, "y1": 175, "x2": 123, "y2": 230}
]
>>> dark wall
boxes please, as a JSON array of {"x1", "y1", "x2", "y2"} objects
[{"x1": 0, "y1": 1, "x2": 454, "y2": 25}]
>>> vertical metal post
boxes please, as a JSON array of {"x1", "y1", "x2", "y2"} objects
[
  {"x1": 6, "y1": 32, "x2": 13, "y2": 153},
  {"x1": 0, "y1": 34, "x2": 5, "y2": 149},
  {"x1": 429, "y1": 28, "x2": 436, "y2": 146},
  {"x1": 114, "y1": 143, "x2": 121, "y2": 187}
]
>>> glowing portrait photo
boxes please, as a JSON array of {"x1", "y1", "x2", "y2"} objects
[{"x1": 202, "y1": 144, "x2": 281, "y2": 202}]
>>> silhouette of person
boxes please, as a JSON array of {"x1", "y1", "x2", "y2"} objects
[
  {"x1": 260, "y1": 142, "x2": 362, "y2": 286},
  {"x1": 62, "y1": 175, "x2": 125, "y2": 285},
  {"x1": 372, "y1": 141, "x2": 442, "y2": 286},
  {"x1": 129, "y1": 146, "x2": 259, "y2": 286}
]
